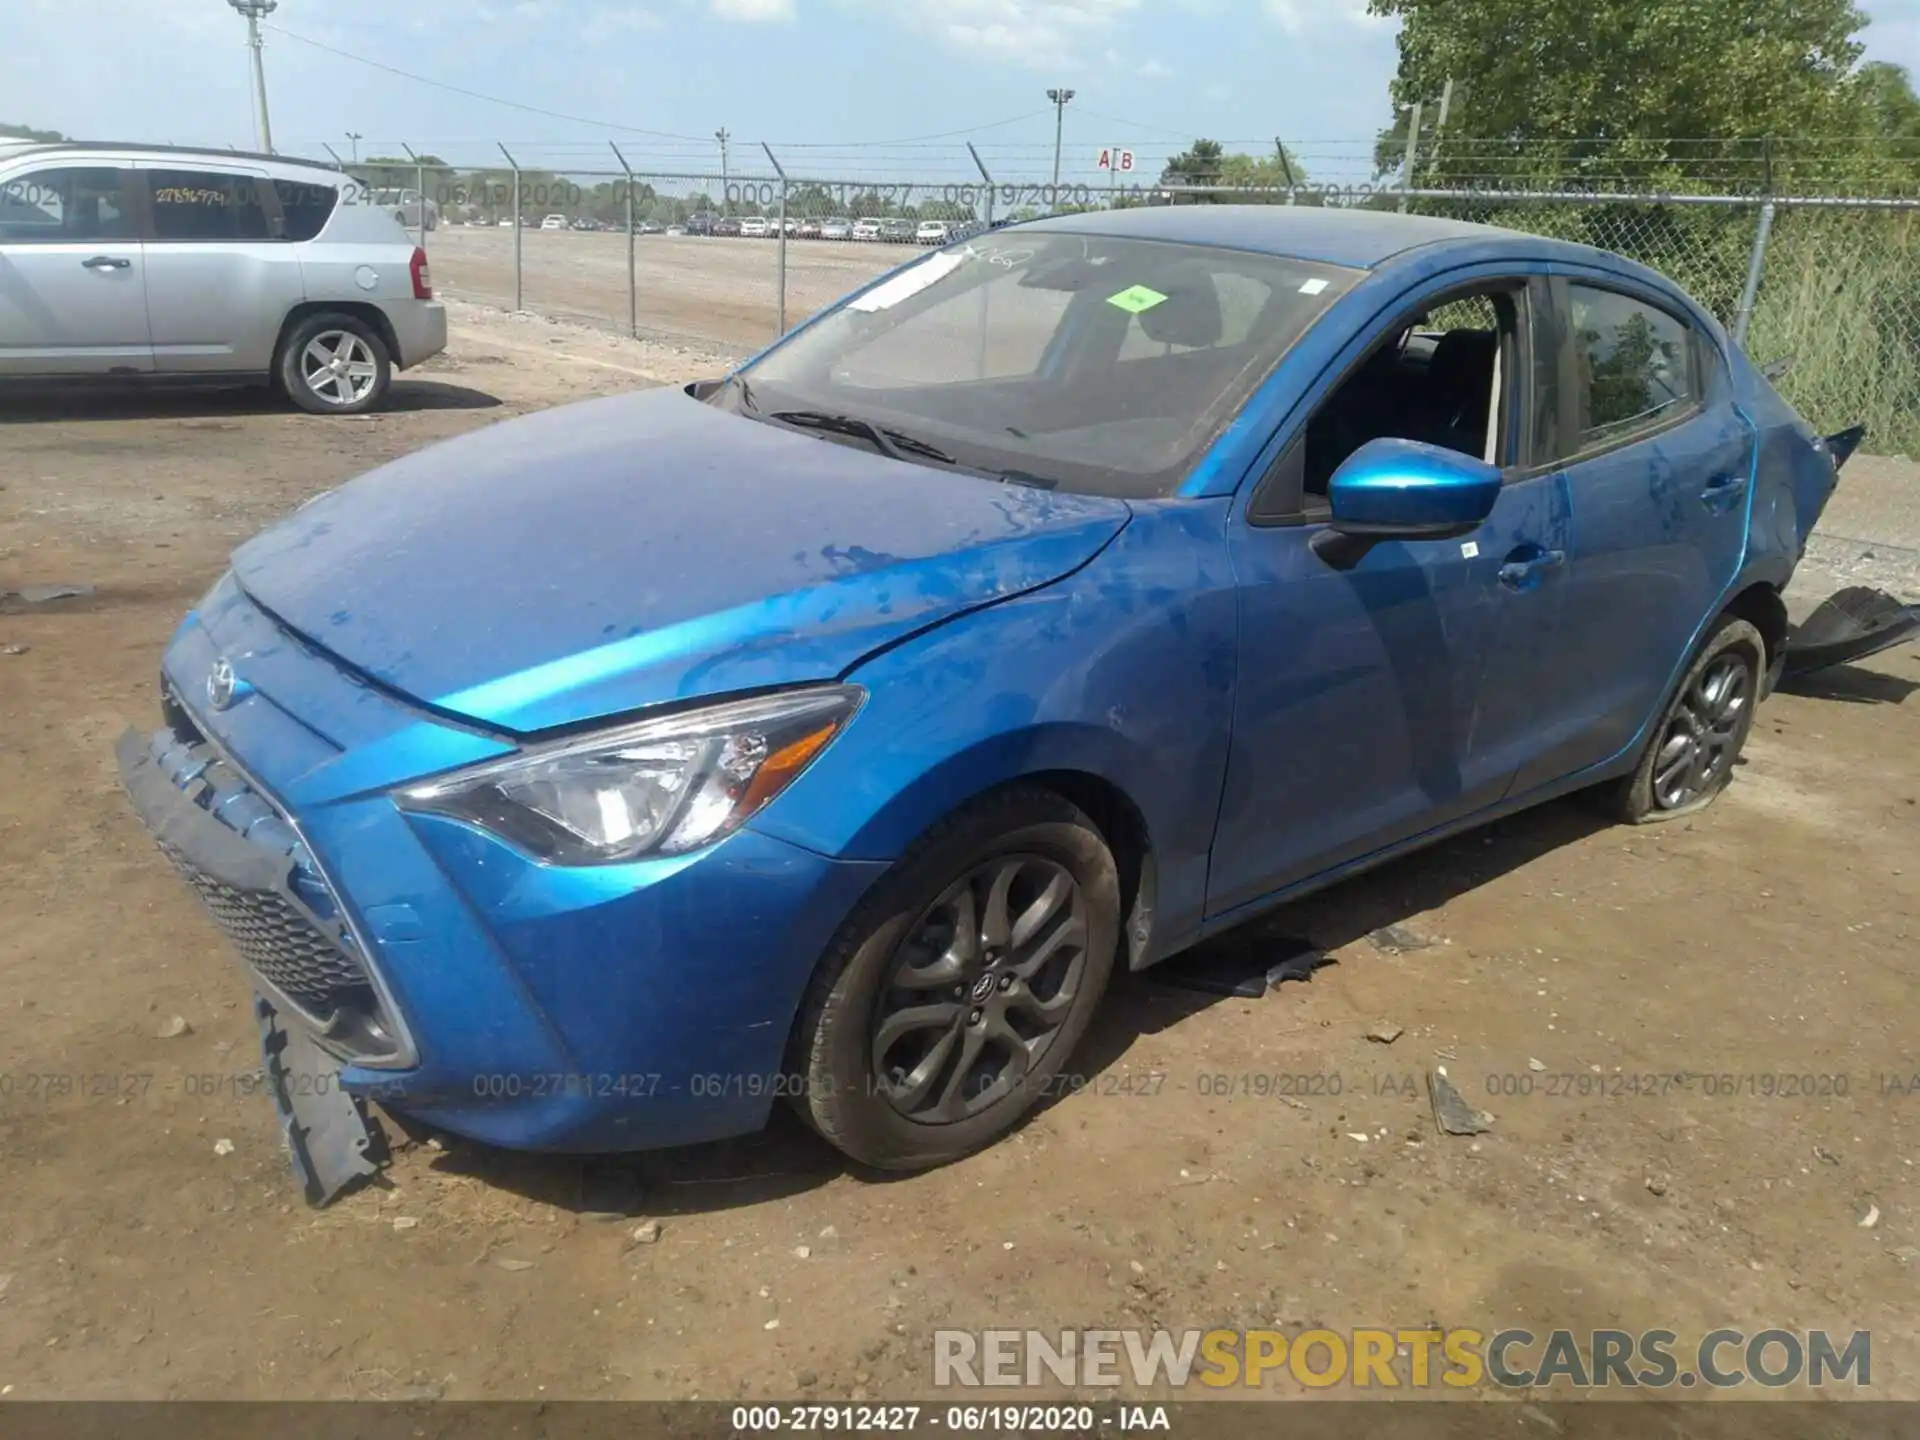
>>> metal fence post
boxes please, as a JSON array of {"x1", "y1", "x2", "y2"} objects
[
  {"x1": 401, "y1": 142, "x2": 428, "y2": 257},
  {"x1": 611, "y1": 142, "x2": 637, "y2": 339},
  {"x1": 1733, "y1": 201, "x2": 1777, "y2": 346},
  {"x1": 499, "y1": 143, "x2": 522, "y2": 313},
  {"x1": 968, "y1": 142, "x2": 995, "y2": 227},
  {"x1": 763, "y1": 142, "x2": 788, "y2": 337},
  {"x1": 1398, "y1": 102, "x2": 1422, "y2": 214}
]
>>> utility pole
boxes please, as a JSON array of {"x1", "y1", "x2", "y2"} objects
[
  {"x1": 715, "y1": 128, "x2": 731, "y2": 214},
  {"x1": 228, "y1": 0, "x2": 279, "y2": 153},
  {"x1": 1046, "y1": 88, "x2": 1075, "y2": 195},
  {"x1": 346, "y1": 131, "x2": 363, "y2": 165}
]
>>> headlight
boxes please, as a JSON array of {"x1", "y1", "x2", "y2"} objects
[{"x1": 397, "y1": 686, "x2": 861, "y2": 865}]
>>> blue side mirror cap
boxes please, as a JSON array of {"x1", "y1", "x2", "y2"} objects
[{"x1": 1326, "y1": 438, "x2": 1503, "y2": 538}]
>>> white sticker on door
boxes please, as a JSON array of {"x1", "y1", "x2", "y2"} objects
[{"x1": 1461, "y1": 541, "x2": 1480, "y2": 559}]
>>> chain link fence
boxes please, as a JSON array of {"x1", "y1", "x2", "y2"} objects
[{"x1": 323, "y1": 145, "x2": 1920, "y2": 456}]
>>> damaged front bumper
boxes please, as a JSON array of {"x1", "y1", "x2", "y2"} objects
[{"x1": 116, "y1": 725, "x2": 395, "y2": 1203}]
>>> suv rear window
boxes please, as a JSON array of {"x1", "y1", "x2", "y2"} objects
[
  {"x1": 148, "y1": 169, "x2": 272, "y2": 242},
  {"x1": 274, "y1": 179, "x2": 339, "y2": 242}
]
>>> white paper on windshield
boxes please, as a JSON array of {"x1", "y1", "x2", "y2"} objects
[{"x1": 848, "y1": 250, "x2": 969, "y2": 312}]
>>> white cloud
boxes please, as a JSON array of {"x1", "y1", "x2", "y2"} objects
[
  {"x1": 582, "y1": 5, "x2": 666, "y2": 41},
  {"x1": 890, "y1": 0, "x2": 1141, "y2": 70},
  {"x1": 1136, "y1": 57, "x2": 1173, "y2": 77},
  {"x1": 1266, "y1": 0, "x2": 1381, "y2": 33},
  {"x1": 712, "y1": 0, "x2": 796, "y2": 20}
]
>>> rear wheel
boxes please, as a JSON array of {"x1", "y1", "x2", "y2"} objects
[
  {"x1": 1602, "y1": 616, "x2": 1765, "y2": 824},
  {"x1": 790, "y1": 788, "x2": 1119, "y2": 1171},
  {"x1": 278, "y1": 313, "x2": 392, "y2": 416}
]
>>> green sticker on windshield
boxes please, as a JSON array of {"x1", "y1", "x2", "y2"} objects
[{"x1": 1106, "y1": 284, "x2": 1168, "y2": 314}]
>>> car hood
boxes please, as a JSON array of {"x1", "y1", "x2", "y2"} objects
[{"x1": 232, "y1": 388, "x2": 1130, "y2": 734}]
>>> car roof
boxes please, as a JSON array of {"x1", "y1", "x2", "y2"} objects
[
  {"x1": 0, "y1": 140, "x2": 343, "y2": 176},
  {"x1": 1028, "y1": 204, "x2": 1529, "y2": 269}
]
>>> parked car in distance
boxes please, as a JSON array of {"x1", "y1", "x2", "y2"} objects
[
  {"x1": 0, "y1": 140, "x2": 446, "y2": 414},
  {"x1": 738, "y1": 216, "x2": 771, "y2": 238},
  {"x1": 915, "y1": 219, "x2": 955, "y2": 245},
  {"x1": 880, "y1": 217, "x2": 916, "y2": 243},
  {"x1": 664, "y1": 225, "x2": 686, "y2": 236},
  {"x1": 684, "y1": 212, "x2": 718, "y2": 236},
  {"x1": 797, "y1": 217, "x2": 824, "y2": 239},
  {"x1": 820, "y1": 217, "x2": 854, "y2": 241},
  {"x1": 714, "y1": 216, "x2": 743, "y2": 237},
  {"x1": 852, "y1": 217, "x2": 883, "y2": 241},
  {"x1": 639, "y1": 221, "x2": 664, "y2": 235},
  {"x1": 371, "y1": 186, "x2": 438, "y2": 232},
  {"x1": 496, "y1": 216, "x2": 515, "y2": 227},
  {"x1": 540, "y1": 214, "x2": 567, "y2": 231},
  {"x1": 117, "y1": 206, "x2": 1857, "y2": 1183}
]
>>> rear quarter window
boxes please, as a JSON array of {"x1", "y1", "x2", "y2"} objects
[{"x1": 275, "y1": 179, "x2": 339, "y2": 242}]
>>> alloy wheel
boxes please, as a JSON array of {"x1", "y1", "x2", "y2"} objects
[
  {"x1": 300, "y1": 331, "x2": 380, "y2": 407},
  {"x1": 871, "y1": 854, "x2": 1090, "y2": 1124},
  {"x1": 1651, "y1": 655, "x2": 1752, "y2": 810}
]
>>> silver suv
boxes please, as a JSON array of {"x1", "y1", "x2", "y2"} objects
[{"x1": 0, "y1": 142, "x2": 447, "y2": 415}]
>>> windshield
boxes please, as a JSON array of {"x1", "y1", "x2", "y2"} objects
[{"x1": 713, "y1": 230, "x2": 1360, "y2": 499}]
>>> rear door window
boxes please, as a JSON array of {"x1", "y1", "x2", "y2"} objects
[
  {"x1": 1566, "y1": 284, "x2": 1698, "y2": 453},
  {"x1": 0, "y1": 167, "x2": 134, "y2": 242},
  {"x1": 147, "y1": 169, "x2": 273, "y2": 242}
]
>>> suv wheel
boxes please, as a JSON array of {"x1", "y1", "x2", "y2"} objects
[
  {"x1": 279, "y1": 313, "x2": 392, "y2": 416},
  {"x1": 790, "y1": 787, "x2": 1119, "y2": 1171}
]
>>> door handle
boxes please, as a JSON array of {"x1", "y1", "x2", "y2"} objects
[
  {"x1": 1701, "y1": 472, "x2": 1749, "y2": 509},
  {"x1": 1498, "y1": 548, "x2": 1567, "y2": 590},
  {"x1": 81, "y1": 255, "x2": 132, "y2": 270}
]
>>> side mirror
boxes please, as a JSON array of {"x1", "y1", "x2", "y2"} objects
[{"x1": 1312, "y1": 438, "x2": 1503, "y2": 568}]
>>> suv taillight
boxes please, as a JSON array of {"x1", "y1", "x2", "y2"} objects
[{"x1": 410, "y1": 247, "x2": 433, "y2": 300}]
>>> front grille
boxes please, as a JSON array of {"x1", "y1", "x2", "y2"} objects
[
  {"x1": 140, "y1": 722, "x2": 391, "y2": 1049},
  {"x1": 155, "y1": 833, "x2": 377, "y2": 1019}
]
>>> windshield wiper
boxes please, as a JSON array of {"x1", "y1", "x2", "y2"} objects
[{"x1": 770, "y1": 410, "x2": 958, "y2": 467}]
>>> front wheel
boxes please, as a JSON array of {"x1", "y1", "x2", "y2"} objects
[
  {"x1": 790, "y1": 788, "x2": 1119, "y2": 1171},
  {"x1": 1602, "y1": 616, "x2": 1765, "y2": 824}
]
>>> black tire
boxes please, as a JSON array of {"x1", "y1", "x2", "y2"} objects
[
  {"x1": 277, "y1": 312, "x2": 392, "y2": 416},
  {"x1": 790, "y1": 787, "x2": 1120, "y2": 1171},
  {"x1": 1601, "y1": 616, "x2": 1766, "y2": 825}
]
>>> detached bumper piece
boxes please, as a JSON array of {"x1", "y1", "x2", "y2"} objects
[
  {"x1": 257, "y1": 995, "x2": 383, "y2": 1207},
  {"x1": 1782, "y1": 586, "x2": 1920, "y2": 680}
]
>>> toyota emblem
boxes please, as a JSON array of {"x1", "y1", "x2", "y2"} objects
[{"x1": 207, "y1": 658, "x2": 239, "y2": 711}]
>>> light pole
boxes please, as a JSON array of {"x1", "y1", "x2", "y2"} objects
[
  {"x1": 346, "y1": 131, "x2": 363, "y2": 165},
  {"x1": 715, "y1": 128, "x2": 731, "y2": 214},
  {"x1": 228, "y1": 0, "x2": 279, "y2": 153},
  {"x1": 1046, "y1": 87, "x2": 1075, "y2": 195}
]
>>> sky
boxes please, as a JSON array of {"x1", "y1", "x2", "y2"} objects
[{"x1": 3, "y1": 0, "x2": 1918, "y2": 187}]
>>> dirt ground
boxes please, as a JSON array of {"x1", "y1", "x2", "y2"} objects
[
  {"x1": 1, "y1": 303, "x2": 1918, "y2": 1407},
  {"x1": 428, "y1": 225, "x2": 916, "y2": 354}
]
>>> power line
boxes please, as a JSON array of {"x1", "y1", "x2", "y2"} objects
[
  {"x1": 262, "y1": 24, "x2": 710, "y2": 141},
  {"x1": 261, "y1": 26, "x2": 1065, "y2": 153},
  {"x1": 1069, "y1": 105, "x2": 1210, "y2": 142},
  {"x1": 774, "y1": 109, "x2": 1059, "y2": 148}
]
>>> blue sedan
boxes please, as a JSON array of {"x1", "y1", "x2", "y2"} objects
[{"x1": 120, "y1": 206, "x2": 1852, "y2": 1178}]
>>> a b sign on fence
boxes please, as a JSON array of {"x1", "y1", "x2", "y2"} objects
[{"x1": 1096, "y1": 148, "x2": 1136, "y2": 173}]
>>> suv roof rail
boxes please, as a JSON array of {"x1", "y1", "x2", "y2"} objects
[{"x1": 1, "y1": 140, "x2": 345, "y2": 172}]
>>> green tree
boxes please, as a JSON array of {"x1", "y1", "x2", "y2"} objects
[
  {"x1": 1158, "y1": 139, "x2": 1309, "y2": 202},
  {"x1": 1365, "y1": 0, "x2": 1901, "y2": 189},
  {"x1": 0, "y1": 123, "x2": 65, "y2": 142}
]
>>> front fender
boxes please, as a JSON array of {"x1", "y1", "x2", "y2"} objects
[{"x1": 746, "y1": 500, "x2": 1238, "y2": 959}]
